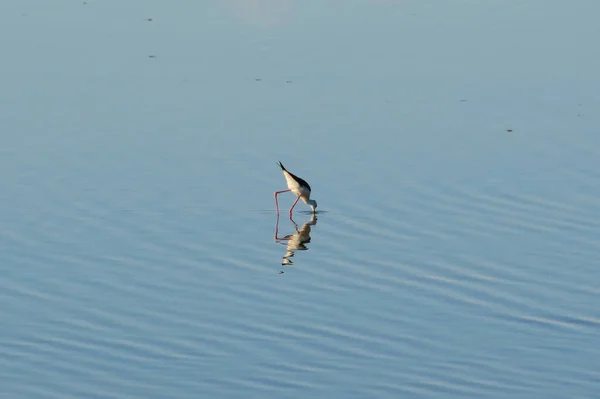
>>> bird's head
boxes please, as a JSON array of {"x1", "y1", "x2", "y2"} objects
[{"x1": 307, "y1": 199, "x2": 317, "y2": 213}]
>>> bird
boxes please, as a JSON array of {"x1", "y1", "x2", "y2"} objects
[{"x1": 274, "y1": 161, "x2": 317, "y2": 215}]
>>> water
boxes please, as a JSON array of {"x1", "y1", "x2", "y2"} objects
[{"x1": 1, "y1": 1, "x2": 599, "y2": 398}]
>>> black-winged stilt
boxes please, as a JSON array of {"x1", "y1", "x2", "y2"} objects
[{"x1": 274, "y1": 161, "x2": 317, "y2": 215}]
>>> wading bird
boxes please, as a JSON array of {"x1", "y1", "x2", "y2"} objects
[{"x1": 274, "y1": 161, "x2": 317, "y2": 215}]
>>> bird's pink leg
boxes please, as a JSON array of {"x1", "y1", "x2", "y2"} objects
[
  {"x1": 274, "y1": 189, "x2": 291, "y2": 214},
  {"x1": 289, "y1": 195, "x2": 301, "y2": 215}
]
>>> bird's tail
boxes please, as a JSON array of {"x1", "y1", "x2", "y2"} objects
[{"x1": 277, "y1": 161, "x2": 286, "y2": 171}]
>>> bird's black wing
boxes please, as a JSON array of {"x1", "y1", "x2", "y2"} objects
[
  {"x1": 288, "y1": 171, "x2": 311, "y2": 191},
  {"x1": 278, "y1": 161, "x2": 311, "y2": 191}
]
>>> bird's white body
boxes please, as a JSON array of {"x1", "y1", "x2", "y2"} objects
[{"x1": 282, "y1": 169, "x2": 311, "y2": 201}]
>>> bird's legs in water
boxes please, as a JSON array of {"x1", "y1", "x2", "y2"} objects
[
  {"x1": 274, "y1": 213, "x2": 300, "y2": 240},
  {"x1": 274, "y1": 189, "x2": 291, "y2": 214},
  {"x1": 288, "y1": 215, "x2": 299, "y2": 231},
  {"x1": 289, "y1": 195, "x2": 301, "y2": 215}
]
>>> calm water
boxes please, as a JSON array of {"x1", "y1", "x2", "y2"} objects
[{"x1": 2, "y1": 1, "x2": 600, "y2": 398}]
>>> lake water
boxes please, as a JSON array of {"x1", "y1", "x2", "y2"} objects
[{"x1": 1, "y1": 1, "x2": 600, "y2": 398}]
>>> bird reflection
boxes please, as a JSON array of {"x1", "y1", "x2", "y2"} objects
[{"x1": 274, "y1": 213, "x2": 317, "y2": 266}]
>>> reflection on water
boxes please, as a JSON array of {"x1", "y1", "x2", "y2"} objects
[
  {"x1": 2, "y1": 0, "x2": 599, "y2": 397},
  {"x1": 274, "y1": 214, "x2": 317, "y2": 266}
]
